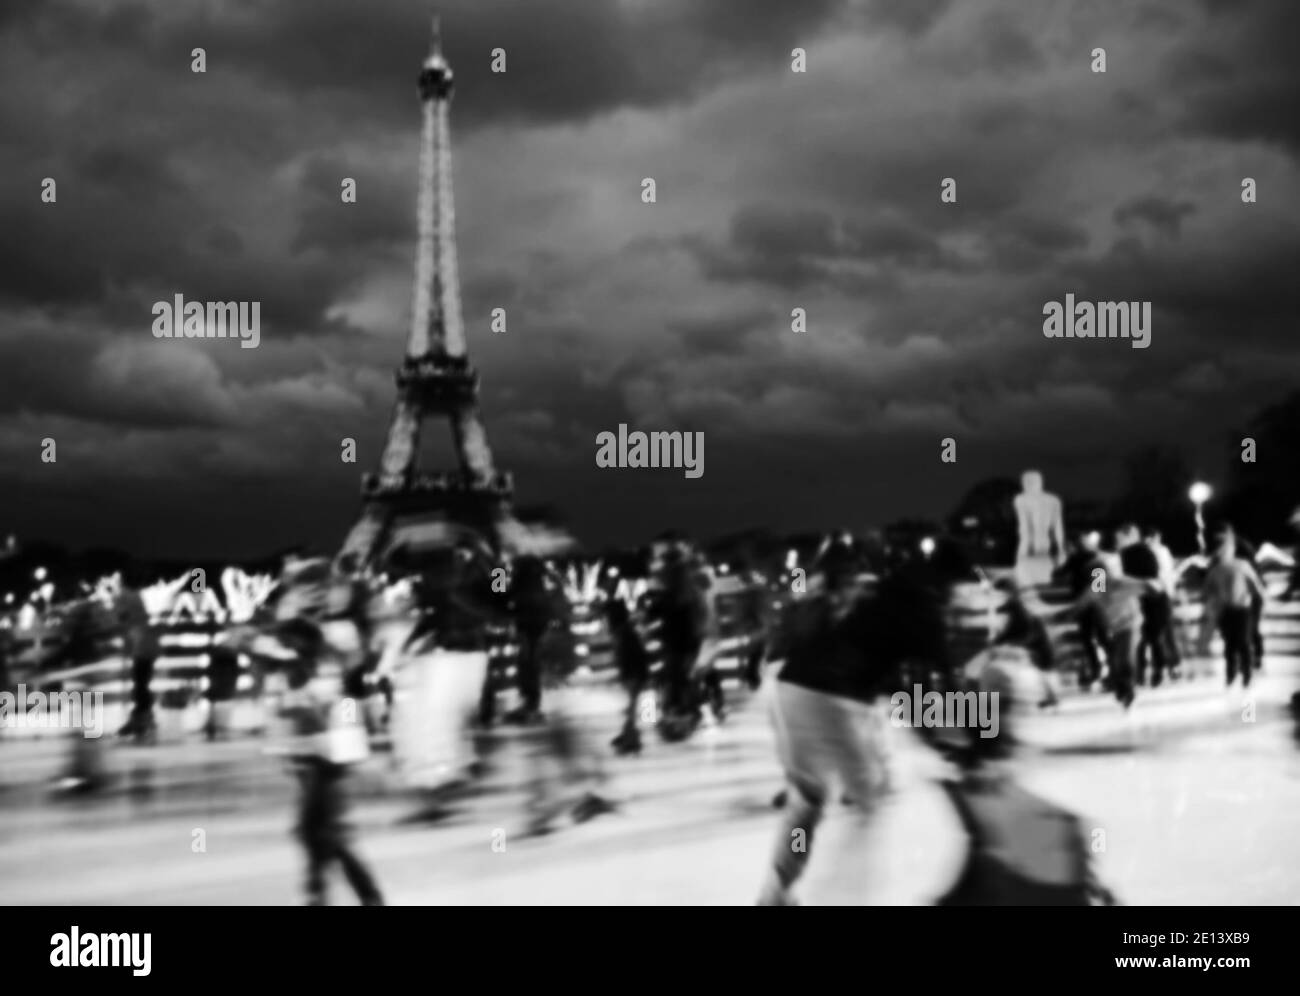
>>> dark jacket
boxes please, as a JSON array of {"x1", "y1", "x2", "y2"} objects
[
  {"x1": 1119, "y1": 543, "x2": 1160, "y2": 581},
  {"x1": 605, "y1": 600, "x2": 649, "y2": 686},
  {"x1": 1056, "y1": 550, "x2": 1106, "y2": 598},
  {"x1": 653, "y1": 564, "x2": 706, "y2": 656},
  {"x1": 774, "y1": 578, "x2": 948, "y2": 703},
  {"x1": 509, "y1": 563, "x2": 558, "y2": 637}
]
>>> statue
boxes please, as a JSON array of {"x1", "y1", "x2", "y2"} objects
[{"x1": 1013, "y1": 470, "x2": 1064, "y2": 587}]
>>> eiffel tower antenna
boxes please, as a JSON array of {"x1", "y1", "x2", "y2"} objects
[{"x1": 336, "y1": 15, "x2": 517, "y2": 574}]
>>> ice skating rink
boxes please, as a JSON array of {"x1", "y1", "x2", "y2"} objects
[{"x1": 2, "y1": 664, "x2": 1299, "y2": 905}]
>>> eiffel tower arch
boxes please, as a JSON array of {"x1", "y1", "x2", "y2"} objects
[{"x1": 337, "y1": 18, "x2": 519, "y2": 574}]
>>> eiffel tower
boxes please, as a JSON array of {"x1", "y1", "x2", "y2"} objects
[{"x1": 337, "y1": 18, "x2": 515, "y2": 573}]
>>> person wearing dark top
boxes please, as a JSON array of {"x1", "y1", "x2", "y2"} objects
[
  {"x1": 410, "y1": 543, "x2": 503, "y2": 651},
  {"x1": 505, "y1": 556, "x2": 557, "y2": 723},
  {"x1": 116, "y1": 574, "x2": 161, "y2": 743},
  {"x1": 652, "y1": 548, "x2": 707, "y2": 733},
  {"x1": 1053, "y1": 533, "x2": 1107, "y2": 690},
  {"x1": 1117, "y1": 523, "x2": 1171, "y2": 688},
  {"x1": 740, "y1": 577, "x2": 770, "y2": 690},
  {"x1": 204, "y1": 641, "x2": 241, "y2": 742},
  {"x1": 1232, "y1": 533, "x2": 1267, "y2": 669},
  {"x1": 757, "y1": 538, "x2": 950, "y2": 906},
  {"x1": 605, "y1": 597, "x2": 649, "y2": 755}
]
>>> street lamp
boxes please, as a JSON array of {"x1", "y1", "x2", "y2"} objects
[
  {"x1": 1189, "y1": 481, "x2": 1212, "y2": 553},
  {"x1": 919, "y1": 536, "x2": 936, "y2": 558}
]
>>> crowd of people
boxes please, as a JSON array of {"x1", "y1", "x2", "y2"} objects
[
  {"x1": 7, "y1": 505, "x2": 1299, "y2": 905},
  {"x1": 1055, "y1": 522, "x2": 1274, "y2": 707}
]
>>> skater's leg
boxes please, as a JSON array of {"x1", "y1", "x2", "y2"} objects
[
  {"x1": 613, "y1": 678, "x2": 644, "y2": 752},
  {"x1": 1110, "y1": 628, "x2": 1138, "y2": 707},
  {"x1": 758, "y1": 682, "x2": 835, "y2": 904},
  {"x1": 514, "y1": 630, "x2": 543, "y2": 717},
  {"x1": 320, "y1": 767, "x2": 380, "y2": 903},
  {"x1": 1221, "y1": 610, "x2": 1244, "y2": 685},
  {"x1": 296, "y1": 764, "x2": 333, "y2": 904},
  {"x1": 758, "y1": 772, "x2": 825, "y2": 905}
]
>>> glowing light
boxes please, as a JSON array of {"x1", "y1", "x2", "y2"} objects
[
  {"x1": 1189, "y1": 482, "x2": 1212, "y2": 506},
  {"x1": 920, "y1": 537, "x2": 936, "y2": 557}
]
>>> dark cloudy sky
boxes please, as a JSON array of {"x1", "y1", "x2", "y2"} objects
[{"x1": 2, "y1": 0, "x2": 1298, "y2": 558}]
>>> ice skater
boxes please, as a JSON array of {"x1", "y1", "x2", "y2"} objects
[
  {"x1": 757, "y1": 537, "x2": 948, "y2": 906},
  {"x1": 605, "y1": 596, "x2": 649, "y2": 756},
  {"x1": 261, "y1": 558, "x2": 384, "y2": 906},
  {"x1": 1205, "y1": 526, "x2": 1268, "y2": 689}
]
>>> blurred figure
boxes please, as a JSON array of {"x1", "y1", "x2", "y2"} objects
[
  {"x1": 936, "y1": 658, "x2": 1118, "y2": 906},
  {"x1": 259, "y1": 554, "x2": 383, "y2": 905},
  {"x1": 522, "y1": 627, "x2": 616, "y2": 834},
  {"x1": 203, "y1": 639, "x2": 241, "y2": 741},
  {"x1": 1117, "y1": 523, "x2": 1172, "y2": 688},
  {"x1": 115, "y1": 572, "x2": 160, "y2": 744},
  {"x1": 651, "y1": 544, "x2": 707, "y2": 741},
  {"x1": 524, "y1": 696, "x2": 617, "y2": 836},
  {"x1": 740, "y1": 570, "x2": 772, "y2": 691},
  {"x1": 1054, "y1": 532, "x2": 1107, "y2": 690},
  {"x1": 756, "y1": 537, "x2": 946, "y2": 906},
  {"x1": 338, "y1": 574, "x2": 385, "y2": 733},
  {"x1": 691, "y1": 564, "x2": 728, "y2": 723},
  {"x1": 1205, "y1": 527, "x2": 1268, "y2": 689},
  {"x1": 1075, "y1": 561, "x2": 1155, "y2": 709},
  {"x1": 605, "y1": 597, "x2": 648, "y2": 755},
  {"x1": 392, "y1": 536, "x2": 502, "y2": 803},
  {"x1": 993, "y1": 581, "x2": 1057, "y2": 708},
  {"x1": 1143, "y1": 527, "x2": 1183, "y2": 679},
  {"x1": 506, "y1": 556, "x2": 559, "y2": 724},
  {"x1": 276, "y1": 620, "x2": 384, "y2": 906},
  {"x1": 1232, "y1": 533, "x2": 1267, "y2": 671}
]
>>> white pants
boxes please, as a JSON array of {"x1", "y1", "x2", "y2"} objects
[{"x1": 390, "y1": 649, "x2": 488, "y2": 791}]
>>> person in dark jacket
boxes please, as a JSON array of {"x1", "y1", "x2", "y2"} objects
[
  {"x1": 1231, "y1": 533, "x2": 1267, "y2": 671},
  {"x1": 651, "y1": 546, "x2": 707, "y2": 738},
  {"x1": 115, "y1": 574, "x2": 160, "y2": 743},
  {"x1": 505, "y1": 556, "x2": 558, "y2": 723},
  {"x1": 605, "y1": 597, "x2": 649, "y2": 755},
  {"x1": 1117, "y1": 523, "x2": 1172, "y2": 687},
  {"x1": 757, "y1": 537, "x2": 949, "y2": 906},
  {"x1": 204, "y1": 641, "x2": 241, "y2": 741},
  {"x1": 1053, "y1": 532, "x2": 1108, "y2": 690}
]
